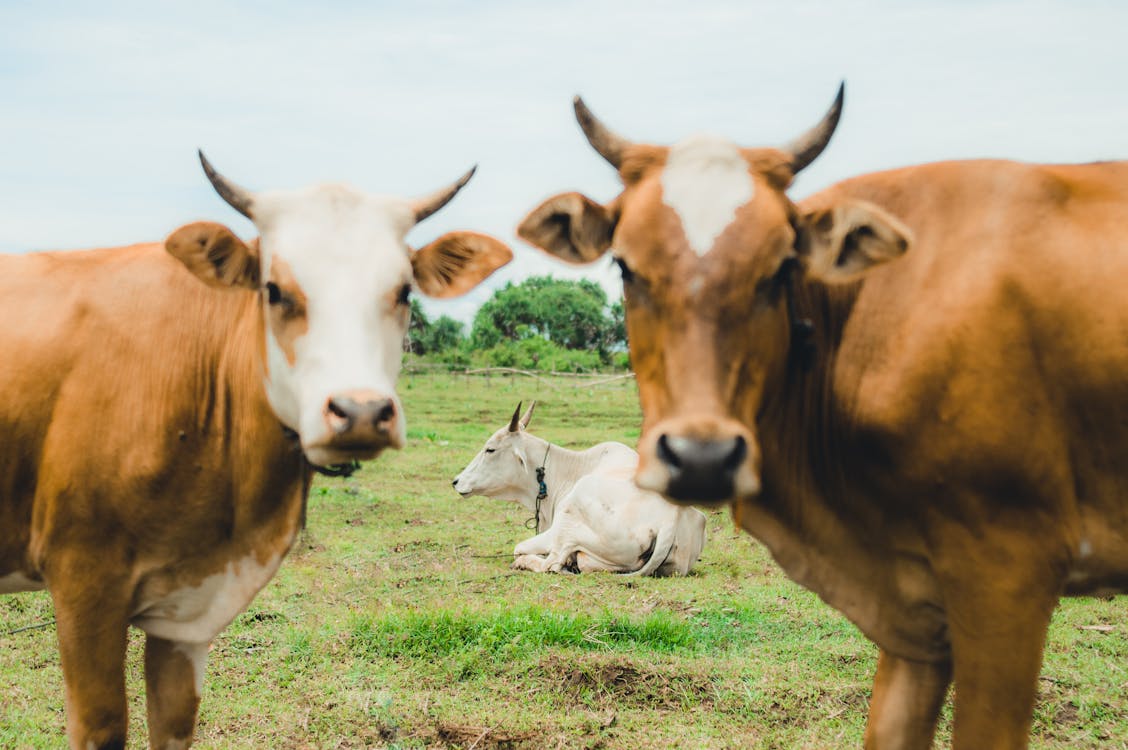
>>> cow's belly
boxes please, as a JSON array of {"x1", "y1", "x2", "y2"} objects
[
  {"x1": 131, "y1": 552, "x2": 284, "y2": 643},
  {"x1": 0, "y1": 570, "x2": 46, "y2": 593}
]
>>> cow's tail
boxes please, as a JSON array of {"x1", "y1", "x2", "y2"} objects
[{"x1": 624, "y1": 524, "x2": 676, "y2": 578}]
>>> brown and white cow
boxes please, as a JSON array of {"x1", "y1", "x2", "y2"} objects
[
  {"x1": 0, "y1": 153, "x2": 511, "y2": 749},
  {"x1": 517, "y1": 85, "x2": 1128, "y2": 749}
]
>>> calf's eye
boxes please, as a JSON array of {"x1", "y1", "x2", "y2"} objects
[
  {"x1": 396, "y1": 283, "x2": 412, "y2": 307},
  {"x1": 485, "y1": 448, "x2": 496, "y2": 454}
]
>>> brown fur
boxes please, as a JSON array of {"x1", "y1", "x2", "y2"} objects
[
  {"x1": 520, "y1": 152, "x2": 1128, "y2": 749},
  {"x1": 0, "y1": 241, "x2": 309, "y2": 749},
  {"x1": 265, "y1": 255, "x2": 309, "y2": 366}
]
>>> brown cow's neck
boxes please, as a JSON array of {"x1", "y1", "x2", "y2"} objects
[{"x1": 747, "y1": 276, "x2": 949, "y2": 661}]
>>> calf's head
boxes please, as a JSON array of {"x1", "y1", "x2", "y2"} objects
[
  {"x1": 452, "y1": 401, "x2": 539, "y2": 502},
  {"x1": 167, "y1": 153, "x2": 511, "y2": 468},
  {"x1": 518, "y1": 85, "x2": 909, "y2": 506}
]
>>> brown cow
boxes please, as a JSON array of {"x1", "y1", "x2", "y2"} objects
[
  {"x1": 517, "y1": 85, "x2": 1128, "y2": 748},
  {"x1": 0, "y1": 153, "x2": 511, "y2": 749}
]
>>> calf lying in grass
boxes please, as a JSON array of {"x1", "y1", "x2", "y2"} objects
[{"x1": 452, "y1": 402, "x2": 706, "y2": 576}]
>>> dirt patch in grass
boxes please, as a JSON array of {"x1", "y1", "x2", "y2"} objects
[
  {"x1": 539, "y1": 654, "x2": 715, "y2": 710},
  {"x1": 432, "y1": 722, "x2": 539, "y2": 749}
]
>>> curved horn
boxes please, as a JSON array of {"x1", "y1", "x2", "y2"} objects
[
  {"x1": 412, "y1": 166, "x2": 477, "y2": 224},
  {"x1": 781, "y1": 82, "x2": 846, "y2": 174},
  {"x1": 519, "y1": 400, "x2": 537, "y2": 430},
  {"x1": 508, "y1": 401, "x2": 523, "y2": 433},
  {"x1": 198, "y1": 150, "x2": 254, "y2": 219},
  {"x1": 573, "y1": 96, "x2": 633, "y2": 169}
]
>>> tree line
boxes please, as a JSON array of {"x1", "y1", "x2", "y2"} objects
[{"x1": 407, "y1": 276, "x2": 628, "y2": 372}]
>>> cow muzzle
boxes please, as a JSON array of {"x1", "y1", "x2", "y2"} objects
[
  {"x1": 635, "y1": 417, "x2": 760, "y2": 507},
  {"x1": 305, "y1": 389, "x2": 403, "y2": 466}
]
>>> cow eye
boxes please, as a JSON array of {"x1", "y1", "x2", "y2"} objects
[
  {"x1": 265, "y1": 282, "x2": 283, "y2": 305},
  {"x1": 396, "y1": 283, "x2": 412, "y2": 307},
  {"x1": 613, "y1": 256, "x2": 634, "y2": 284},
  {"x1": 484, "y1": 448, "x2": 496, "y2": 454}
]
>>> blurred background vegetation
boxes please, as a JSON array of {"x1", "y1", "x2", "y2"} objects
[{"x1": 407, "y1": 276, "x2": 629, "y2": 373}]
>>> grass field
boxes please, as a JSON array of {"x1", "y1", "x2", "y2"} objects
[{"x1": 2, "y1": 372, "x2": 1127, "y2": 749}]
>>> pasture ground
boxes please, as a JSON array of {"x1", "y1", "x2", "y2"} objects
[{"x1": 2, "y1": 372, "x2": 1127, "y2": 749}]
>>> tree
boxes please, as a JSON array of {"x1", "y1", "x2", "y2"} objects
[
  {"x1": 470, "y1": 276, "x2": 625, "y2": 358},
  {"x1": 407, "y1": 299, "x2": 465, "y2": 354}
]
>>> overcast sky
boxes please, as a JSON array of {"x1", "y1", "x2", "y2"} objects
[{"x1": 2, "y1": 1, "x2": 1125, "y2": 322}]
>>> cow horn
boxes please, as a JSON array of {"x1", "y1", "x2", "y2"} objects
[
  {"x1": 508, "y1": 401, "x2": 523, "y2": 433},
  {"x1": 519, "y1": 400, "x2": 537, "y2": 430},
  {"x1": 198, "y1": 150, "x2": 254, "y2": 219},
  {"x1": 781, "y1": 82, "x2": 845, "y2": 174},
  {"x1": 573, "y1": 96, "x2": 632, "y2": 170},
  {"x1": 412, "y1": 166, "x2": 477, "y2": 224}
]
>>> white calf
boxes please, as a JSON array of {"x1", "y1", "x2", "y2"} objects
[{"x1": 452, "y1": 402, "x2": 706, "y2": 576}]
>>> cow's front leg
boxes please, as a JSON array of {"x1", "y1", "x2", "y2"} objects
[
  {"x1": 513, "y1": 553, "x2": 552, "y2": 572},
  {"x1": 513, "y1": 530, "x2": 554, "y2": 557},
  {"x1": 937, "y1": 535, "x2": 1061, "y2": 750},
  {"x1": 145, "y1": 635, "x2": 209, "y2": 749},
  {"x1": 49, "y1": 557, "x2": 131, "y2": 750},
  {"x1": 864, "y1": 649, "x2": 951, "y2": 750}
]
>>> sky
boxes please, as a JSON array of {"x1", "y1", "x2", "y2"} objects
[{"x1": 2, "y1": 0, "x2": 1126, "y2": 323}]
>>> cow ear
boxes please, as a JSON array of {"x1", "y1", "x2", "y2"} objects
[
  {"x1": 412, "y1": 231, "x2": 512, "y2": 299},
  {"x1": 795, "y1": 200, "x2": 911, "y2": 284},
  {"x1": 517, "y1": 192, "x2": 616, "y2": 264},
  {"x1": 519, "y1": 400, "x2": 536, "y2": 430},
  {"x1": 166, "y1": 222, "x2": 260, "y2": 290}
]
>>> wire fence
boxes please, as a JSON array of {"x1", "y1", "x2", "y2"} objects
[{"x1": 401, "y1": 363, "x2": 636, "y2": 389}]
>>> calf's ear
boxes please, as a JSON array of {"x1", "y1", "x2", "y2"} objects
[
  {"x1": 412, "y1": 231, "x2": 512, "y2": 299},
  {"x1": 796, "y1": 200, "x2": 911, "y2": 284},
  {"x1": 166, "y1": 222, "x2": 260, "y2": 289},
  {"x1": 517, "y1": 192, "x2": 616, "y2": 264}
]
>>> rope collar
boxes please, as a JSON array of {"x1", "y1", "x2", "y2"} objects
[
  {"x1": 281, "y1": 425, "x2": 361, "y2": 478},
  {"x1": 526, "y1": 444, "x2": 551, "y2": 533}
]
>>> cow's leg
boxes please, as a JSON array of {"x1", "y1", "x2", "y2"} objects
[
  {"x1": 513, "y1": 530, "x2": 554, "y2": 557},
  {"x1": 50, "y1": 565, "x2": 131, "y2": 750},
  {"x1": 937, "y1": 537, "x2": 1060, "y2": 750},
  {"x1": 863, "y1": 649, "x2": 951, "y2": 750},
  {"x1": 513, "y1": 553, "x2": 553, "y2": 572},
  {"x1": 145, "y1": 636, "x2": 209, "y2": 749}
]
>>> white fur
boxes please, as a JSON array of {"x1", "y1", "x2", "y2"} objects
[
  {"x1": 0, "y1": 571, "x2": 45, "y2": 593},
  {"x1": 172, "y1": 641, "x2": 209, "y2": 699},
  {"x1": 453, "y1": 418, "x2": 706, "y2": 577},
  {"x1": 252, "y1": 185, "x2": 416, "y2": 463},
  {"x1": 661, "y1": 133, "x2": 754, "y2": 257},
  {"x1": 131, "y1": 553, "x2": 283, "y2": 643}
]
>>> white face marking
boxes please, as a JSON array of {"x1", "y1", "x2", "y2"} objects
[
  {"x1": 253, "y1": 185, "x2": 415, "y2": 456},
  {"x1": 131, "y1": 553, "x2": 283, "y2": 643},
  {"x1": 1079, "y1": 538, "x2": 1093, "y2": 558},
  {"x1": 0, "y1": 571, "x2": 45, "y2": 593},
  {"x1": 661, "y1": 133, "x2": 755, "y2": 257},
  {"x1": 172, "y1": 641, "x2": 210, "y2": 699}
]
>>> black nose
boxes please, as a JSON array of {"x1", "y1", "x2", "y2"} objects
[
  {"x1": 656, "y1": 434, "x2": 747, "y2": 503},
  {"x1": 451, "y1": 479, "x2": 458, "y2": 487}
]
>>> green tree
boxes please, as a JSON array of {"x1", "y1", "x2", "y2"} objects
[
  {"x1": 407, "y1": 300, "x2": 466, "y2": 354},
  {"x1": 427, "y1": 315, "x2": 465, "y2": 352},
  {"x1": 406, "y1": 299, "x2": 432, "y2": 354},
  {"x1": 470, "y1": 276, "x2": 623, "y2": 357}
]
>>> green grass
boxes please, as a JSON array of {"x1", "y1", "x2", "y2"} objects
[{"x1": 2, "y1": 372, "x2": 1127, "y2": 748}]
